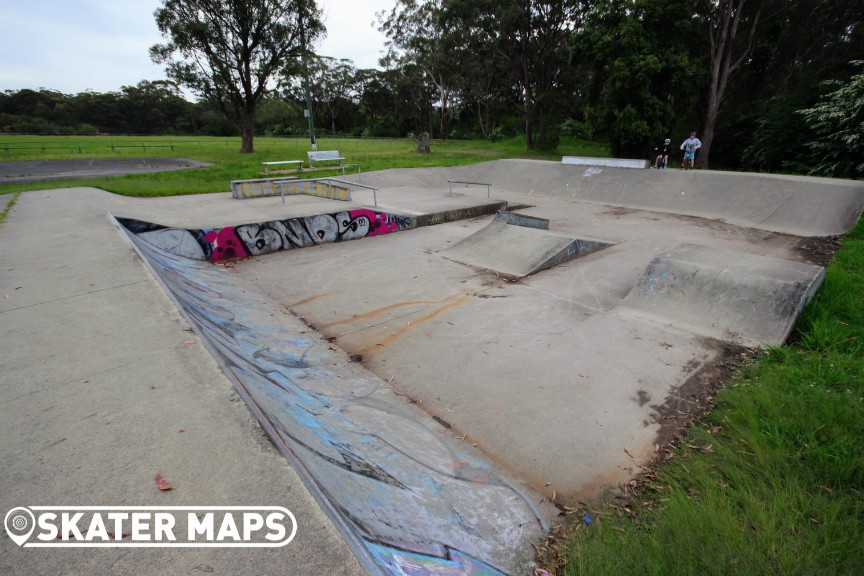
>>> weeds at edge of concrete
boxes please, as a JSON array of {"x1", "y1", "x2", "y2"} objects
[{"x1": 0, "y1": 191, "x2": 21, "y2": 226}]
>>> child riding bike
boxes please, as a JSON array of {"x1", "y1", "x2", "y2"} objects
[{"x1": 654, "y1": 138, "x2": 672, "y2": 169}]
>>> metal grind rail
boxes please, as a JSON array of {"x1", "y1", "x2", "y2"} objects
[
  {"x1": 278, "y1": 176, "x2": 380, "y2": 206},
  {"x1": 449, "y1": 180, "x2": 492, "y2": 198}
]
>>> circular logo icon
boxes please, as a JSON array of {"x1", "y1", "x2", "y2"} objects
[{"x1": 4, "y1": 507, "x2": 36, "y2": 546}]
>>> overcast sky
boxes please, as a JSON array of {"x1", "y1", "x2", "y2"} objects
[{"x1": 0, "y1": 0, "x2": 394, "y2": 94}]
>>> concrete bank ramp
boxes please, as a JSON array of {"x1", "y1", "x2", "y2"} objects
[
  {"x1": 622, "y1": 243, "x2": 825, "y2": 346},
  {"x1": 362, "y1": 159, "x2": 864, "y2": 237},
  {"x1": 444, "y1": 211, "x2": 612, "y2": 279}
]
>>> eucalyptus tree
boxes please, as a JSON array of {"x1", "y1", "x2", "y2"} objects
[
  {"x1": 574, "y1": 0, "x2": 704, "y2": 158},
  {"x1": 448, "y1": 0, "x2": 586, "y2": 150},
  {"x1": 378, "y1": 0, "x2": 465, "y2": 140},
  {"x1": 312, "y1": 57, "x2": 357, "y2": 135},
  {"x1": 281, "y1": 56, "x2": 357, "y2": 134},
  {"x1": 442, "y1": 3, "x2": 516, "y2": 139},
  {"x1": 697, "y1": 0, "x2": 779, "y2": 166},
  {"x1": 150, "y1": 0, "x2": 324, "y2": 153}
]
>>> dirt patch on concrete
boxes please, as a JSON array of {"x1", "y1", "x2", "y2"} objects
[
  {"x1": 651, "y1": 339, "x2": 757, "y2": 449},
  {"x1": 794, "y1": 235, "x2": 844, "y2": 267}
]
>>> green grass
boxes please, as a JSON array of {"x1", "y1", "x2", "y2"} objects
[
  {"x1": 0, "y1": 134, "x2": 609, "y2": 196},
  {"x1": 556, "y1": 219, "x2": 864, "y2": 575}
]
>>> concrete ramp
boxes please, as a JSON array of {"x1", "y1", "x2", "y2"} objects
[
  {"x1": 362, "y1": 159, "x2": 864, "y2": 237},
  {"x1": 444, "y1": 212, "x2": 612, "y2": 279},
  {"x1": 622, "y1": 243, "x2": 825, "y2": 346}
]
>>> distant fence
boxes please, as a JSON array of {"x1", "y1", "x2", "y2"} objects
[
  {"x1": 1, "y1": 135, "x2": 465, "y2": 155},
  {"x1": 2, "y1": 142, "x2": 82, "y2": 153}
]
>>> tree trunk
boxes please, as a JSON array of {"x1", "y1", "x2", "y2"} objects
[
  {"x1": 524, "y1": 97, "x2": 534, "y2": 150},
  {"x1": 700, "y1": 91, "x2": 721, "y2": 168},
  {"x1": 699, "y1": 0, "x2": 763, "y2": 168},
  {"x1": 439, "y1": 89, "x2": 449, "y2": 140},
  {"x1": 521, "y1": 58, "x2": 534, "y2": 150},
  {"x1": 240, "y1": 108, "x2": 255, "y2": 153},
  {"x1": 416, "y1": 131, "x2": 431, "y2": 153}
]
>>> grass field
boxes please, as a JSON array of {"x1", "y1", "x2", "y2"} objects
[
  {"x1": 2, "y1": 135, "x2": 862, "y2": 575},
  {"x1": 0, "y1": 134, "x2": 609, "y2": 196}
]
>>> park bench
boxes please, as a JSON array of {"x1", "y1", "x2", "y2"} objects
[
  {"x1": 307, "y1": 150, "x2": 347, "y2": 168},
  {"x1": 262, "y1": 160, "x2": 303, "y2": 172},
  {"x1": 307, "y1": 150, "x2": 360, "y2": 177}
]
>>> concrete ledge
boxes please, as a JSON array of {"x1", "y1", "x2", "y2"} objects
[
  {"x1": 413, "y1": 201, "x2": 507, "y2": 227},
  {"x1": 562, "y1": 156, "x2": 649, "y2": 169},
  {"x1": 230, "y1": 177, "x2": 352, "y2": 201},
  {"x1": 622, "y1": 243, "x2": 825, "y2": 346},
  {"x1": 230, "y1": 176, "x2": 297, "y2": 199},
  {"x1": 496, "y1": 210, "x2": 550, "y2": 230}
]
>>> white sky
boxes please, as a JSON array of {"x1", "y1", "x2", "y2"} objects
[{"x1": 0, "y1": 0, "x2": 394, "y2": 94}]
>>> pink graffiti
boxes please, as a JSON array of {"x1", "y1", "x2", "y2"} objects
[
  {"x1": 205, "y1": 227, "x2": 249, "y2": 262},
  {"x1": 350, "y1": 210, "x2": 398, "y2": 237}
]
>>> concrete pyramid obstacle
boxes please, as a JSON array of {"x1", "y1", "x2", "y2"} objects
[{"x1": 444, "y1": 211, "x2": 613, "y2": 279}]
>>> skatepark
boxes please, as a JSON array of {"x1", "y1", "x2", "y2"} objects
[{"x1": 2, "y1": 158, "x2": 862, "y2": 575}]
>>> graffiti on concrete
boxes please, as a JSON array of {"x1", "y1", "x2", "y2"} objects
[
  {"x1": 116, "y1": 217, "x2": 551, "y2": 575},
  {"x1": 116, "y1": 209, "x2": 415, "y2": 263}
]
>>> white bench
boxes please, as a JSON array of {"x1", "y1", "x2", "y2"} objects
[
  {"x1": 307, "y1": 150, "x2": 346, "y2": 168},
  {"x1": 262, "y1": 160, "x2": 303, "y2": 172}
]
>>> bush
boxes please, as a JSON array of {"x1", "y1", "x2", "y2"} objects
[{"x1": 559, "y1": 117, "x2": 590, "y2": 139}]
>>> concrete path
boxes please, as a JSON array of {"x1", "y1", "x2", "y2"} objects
[
  {"x1": 0, "y1": 189, "x2": 363, "y2": 576},
  {"x1": 0, "y1": 158, "x2": 211, "y2": 183}
]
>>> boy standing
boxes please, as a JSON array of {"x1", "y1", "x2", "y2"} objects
[{"x1": 680, "y1": 131, "x2": 702, "y2": 169}]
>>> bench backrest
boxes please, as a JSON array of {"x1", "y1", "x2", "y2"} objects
[{"x1": 308, "y1": 150, "x2": 343, "y2": 162}]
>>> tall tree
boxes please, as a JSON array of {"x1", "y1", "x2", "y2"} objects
[
  {"x1": 575, "y1": 0, "x2": 705, "y2": 158},
  {"x1": 150, "y1": 0, "x2": 323, "y2": 153},
  {"x1": 698, "y1": 0, "x2": 774, "y2": 166},
  {"x1": 444, "y1": 2, "x2": 516, "y2": 139},
  {"x1": 378, "y1": 0, "x2": 464, "y2": 140},
  {"x1": 284, "y1": 56, "x2": 357, "y2": 135},
  {"x1": 449, "y1": 0, "x2": 584, "y2": 150}
]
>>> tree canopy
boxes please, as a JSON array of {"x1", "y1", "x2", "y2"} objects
[
  {"x1": 150, "y1": 0, "x2": 323, "y2": 152},
  {"x1": 798, "y1": 61, "x2": 864, "y2": 178},
  {"x1": 6, "y1": 0, "x2": 863, "y2": 178}
]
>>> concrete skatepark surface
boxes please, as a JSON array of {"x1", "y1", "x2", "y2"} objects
[{"x1": 2, "y1": 159, "x2": 863, "y2": 575}]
